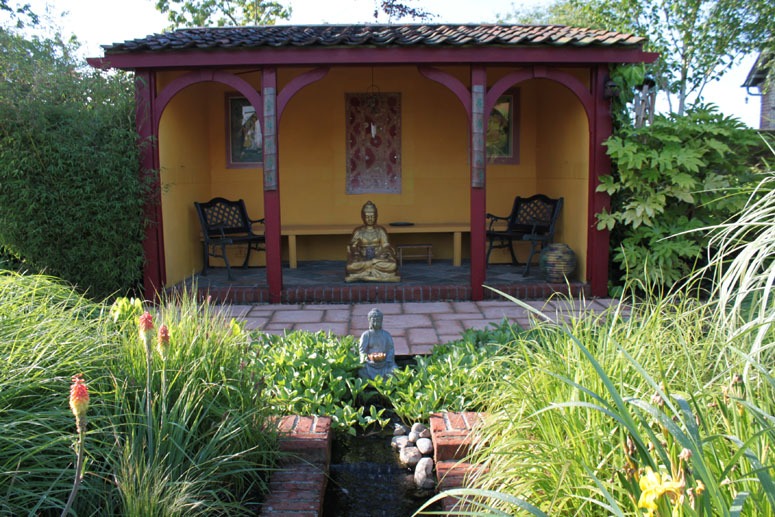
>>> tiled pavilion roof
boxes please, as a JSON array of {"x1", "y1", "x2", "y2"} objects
[{"x1": 102, "y1": 24, "x2": 646, "y2": 54}]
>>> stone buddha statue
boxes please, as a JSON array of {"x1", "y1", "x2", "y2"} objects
[
  {"x1": 358, "y1": 308, "x2": 398, "y2": 380},
  {"x1": 345, "y1": 201, "x2": 400, "y2": 282}
]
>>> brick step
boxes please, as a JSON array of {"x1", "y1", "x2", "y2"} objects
[
  {"x1": 429, "y1": 411, "x2": 486, "y2": 462},
  {"x1": 261, "y1": 464, "x2": 328, "y2": 516},
  {"x1": 261, "y1": 415, "x2": 332, "y2": 516},
  {"x1": 436, "y1": 460, "x2": 489, "y2": 512},
  {"x1": 275, "y1": 415, "x2": 332, "y2": 465},
  {"x1": 435, "y1": 460, "x2": 488, "y2": 490},
  {"x1": 430, "y1": 411, "x2": 488, "y2": 512}
]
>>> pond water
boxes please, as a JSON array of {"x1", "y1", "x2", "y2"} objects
[{"x1": 322, "y1": 432, "x2": 441, "y2": 516}]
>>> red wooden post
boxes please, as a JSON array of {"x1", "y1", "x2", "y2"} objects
[
  {"x1": 262, "y1": 67, "x2": 283, "y2": 303},
  {"x1": 588, "y1": 66, "x2": 613, "y2": 297},
  {"x1": 135, "y1": 70, "x2": 166, "y2": 300},
  {"x1": 470, "y1": 66, "x2": 487, "y2": 301}
]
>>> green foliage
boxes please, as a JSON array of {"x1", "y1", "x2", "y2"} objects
[
  {"x1": 155, "y1": 0, "x2": 291, "y2": 28},
  {"x1": 0, "y1": 0, "x2": 38, "y2": 27},
  {"x1": 153, "y1": 0, "x2": 433, "y2": 28},
  {"x1": 244, "y1": 330, "x2": 390, "y2": 434},
  {"x1": 504, "y1": 0, "x2": 775, "y2": 115},
  {"x1": 239, "y1": 321, "x2": 522, "y2": 434},
  {"x1": 0, "y1": 28, "x2": 146, "y2": 299},
  {"x1": 456, "y1": 291, "x2": 775, "y2": 515},
  {"x1": 597, "y1": 105, "x2": 764, "y2": 294},
  {"x1": 372, "y1": 323, "x2": 517, "y2": 423},
  {"x1": 0, "y1": 275, "x2": 277, "y2": 515}
]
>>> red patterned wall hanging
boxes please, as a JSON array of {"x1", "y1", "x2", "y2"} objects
[{"x1": 345, "y1": 93, "x2": 401, "y2": 194}]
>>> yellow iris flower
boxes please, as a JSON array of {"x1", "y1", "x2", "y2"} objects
[{"x1": 638, "y1": 467, "x2": 685, "y2": 516}]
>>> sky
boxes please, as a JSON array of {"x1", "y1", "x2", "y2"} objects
[{"x1": 8, "y1": 0, "x2": 762, "y2": 127}]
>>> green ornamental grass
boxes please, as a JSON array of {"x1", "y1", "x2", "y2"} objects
[{"x1": 0, "y1": 273, "x2": 278, "y2": 515}]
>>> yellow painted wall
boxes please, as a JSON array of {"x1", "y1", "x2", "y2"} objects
[
  {"x1": 278, "y1": 66, "x2": 471, "y2": 260},
  {"x1": 158, "y1": 84, "x2": 213, "y2": 285},
  {"x1": 484, "y1": 75, "x2": 589, "y2": 283},
  {"x1": 536, "y1": 79, "x2": 589, "y2": 282},
  {"x1": 158, "y1": 74, "x2": 267, "y2": 286},
  {"x1": 157, "y1": 66, "x2": 591, "y2": 285}
]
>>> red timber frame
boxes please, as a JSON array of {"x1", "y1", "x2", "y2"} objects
[{"x1": 96, "y1": 44, "x2": 656, "y2": 302}]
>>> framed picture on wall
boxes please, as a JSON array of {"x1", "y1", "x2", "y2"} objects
[
  {"x1": 486, "y1": 89, "x2": 520, "y2": 165},
  {"x1": 226, "y1": 94, "x2": 263, "y2": 168}
]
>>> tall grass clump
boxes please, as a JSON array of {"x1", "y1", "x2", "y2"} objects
[
  {"x1": 0, "y1": 274, "x2": 278, "y2": 515},
  {"x1": 105, "y1": 289, "x2": 279, "y2": 516},
  {"x1": 700, "y1": 155, "x2": 775, "y2": 381},
  {"x1": 431, "y1": 289, "x2": 775, "y2": 516},
  {"x1": 0, "y1": 272, "x2": 116, "y2": 514}
]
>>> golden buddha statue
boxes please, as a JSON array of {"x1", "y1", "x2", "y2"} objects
[{"x1": 345, "y1": 201, "x2": 401, "y2": 282}]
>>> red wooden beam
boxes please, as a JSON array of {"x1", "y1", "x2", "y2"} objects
[
  {"x1": 587, "y1": 66, "x2": 613, "y2": 297},
  {"x1": 470, "y1": 66, "x2": 487, "y2": 301},
  {"x1": 153, "y1": 70, "x2": 263, "y2": 133},
  {"x1": 89, "y1": 47, "x2": 658, "y2": 71}
]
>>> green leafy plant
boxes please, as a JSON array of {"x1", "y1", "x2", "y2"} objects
[
  {"x1": 597, "y1": 105, "x2": 764, "y2": 295},
  {"x1": 373, "y1": 322, "x2": 518, "y2": 423},
  {"x1": 0, "y1": 28, "x2": 147, "y2": 299},
  {"x1": 244, "y1": 330, "x2": 390, "y2": 434}
]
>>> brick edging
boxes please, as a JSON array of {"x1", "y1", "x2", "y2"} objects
[
  {"x1": 260, "y1": 412, "x2": 490, "y2": 515},
  {"x1": 429, "y1": 411, "x2": 489, "y2": 513},
  {"x1": 260, "y1": 415, "x2": 332, "y2": 517},
  {"x1": 169, "y1": 281, "x2": 590, "y2": 304}
]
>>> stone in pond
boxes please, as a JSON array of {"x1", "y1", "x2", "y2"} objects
[
  {"x1": 416, "y1": 437, "x2": 433, "y2": 455},
  {"x1": 391, "y1": 435, "x2": 409, "y2": 450},
  {"x1": 393, "y1": 423, "x2": 410, "y2": 436},
  {"x1": 399, "y1": 445, "x2": 422, "y2": 468},
  {"x1": 414, "y1": 457, "x2": 435, "y2": 489}
]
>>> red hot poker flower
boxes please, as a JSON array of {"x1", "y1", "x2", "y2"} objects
[
  {"x1": 139, "y1": 311, "x2": 154, "y2": 332},
  {"x1": 138, "y1": 311, "x2": 154, "y2": 343},
  {"x1": 69, "y1": 375, "x2": 89, "y2": 432},
  {"x1": 157, "y1": 324, "x2": 170, "y2": 359}
]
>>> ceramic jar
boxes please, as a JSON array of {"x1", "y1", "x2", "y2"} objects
[{"x1": 540, "y1": 243, "x2": 576, "y2": 283}]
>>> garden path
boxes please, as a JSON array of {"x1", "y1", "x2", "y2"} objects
[{"x1": 216, "y1": 298, "x2": 620, "y2": 357}]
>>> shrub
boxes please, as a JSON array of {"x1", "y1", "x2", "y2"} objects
[
  {"x1": 0, "y1": 28, "x2": 146, "y2": 299},
  {"x1": 597, "y1": 105, "x2": 765, "y2": 295}
]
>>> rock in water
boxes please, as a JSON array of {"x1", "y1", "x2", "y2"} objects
[
  {"x1": 414, "y1": 457, "x2": 435, "y2": 489},
  {"x1": 416, "y1": 437, "x2": 433, "y2": 455},
  {"x1": 399, "y1": 446, "x2": 422, "y2": 468}
]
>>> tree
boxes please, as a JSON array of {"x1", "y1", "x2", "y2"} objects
[
  {"x1": 503, "y1": 0, "x2": 775, "y2": 115},
  {"x1": 0, "y1": 0, "x2": 37, "y2": 27},
  {"x1": 374, "y1": 0, "x2": 433, "y2": 21},
  {"x1": 154, "y1": 0, "x2": 434, "y2": 29},
  {"x1": 154, "y1": 0, "x2": 291, "y2": 28}
]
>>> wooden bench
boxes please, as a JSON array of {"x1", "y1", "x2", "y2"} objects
[
  {"x1": 396, "y1": 244, "x2": 432, "y2": 266},
  {"x1": 281, "y1": 223, "x2": 468, "y2": 269},
  {"x1": 194, "y1": 197, "x2": 265, "y2": 279}
]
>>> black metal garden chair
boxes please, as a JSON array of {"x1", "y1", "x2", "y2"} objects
[
  {"x1": 194, "y1": 197, "x2": 265, "y2": 280},
  {"x1": 485, "y1": 194, "x2": 563, "y2": 274}
]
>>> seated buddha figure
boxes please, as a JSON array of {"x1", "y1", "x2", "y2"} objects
[{"x1": 345, "y1": 201, "x2": 401, "y2": 282}]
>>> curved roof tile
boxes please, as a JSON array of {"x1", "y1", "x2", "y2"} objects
[{"x1": 102, "y1": 23, "x2": 646, "y2": 53}]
